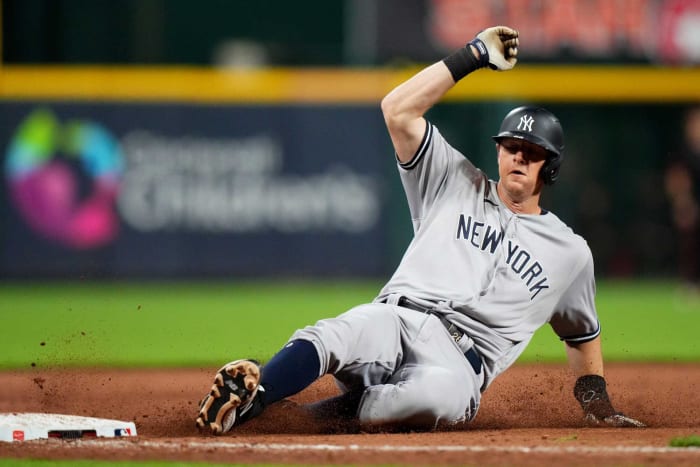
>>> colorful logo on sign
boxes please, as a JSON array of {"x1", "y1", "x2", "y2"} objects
[{"x1": 5, "y1": 109, "x2": 124, "y2": 249}]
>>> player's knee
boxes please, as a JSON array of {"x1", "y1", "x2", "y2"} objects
[{"x1": 357, "y1": 381, "x2": 469, "y2": 429}]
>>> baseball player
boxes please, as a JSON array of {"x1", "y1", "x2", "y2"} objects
[{"x1": 196, "y1": 26, "x2": 645, "y2": 434}]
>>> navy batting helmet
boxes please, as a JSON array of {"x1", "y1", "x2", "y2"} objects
[{"x1": 492, "y1": 106, "x2": 564, "y2": 185}]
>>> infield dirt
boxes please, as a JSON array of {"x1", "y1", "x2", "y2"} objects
[{"x1": 0, "y1": 363, "x2": 699, "y2": 466}]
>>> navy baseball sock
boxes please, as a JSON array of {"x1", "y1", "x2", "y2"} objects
[{"x1": 259, "y1": 339, "x2": 321, "y2": 405}]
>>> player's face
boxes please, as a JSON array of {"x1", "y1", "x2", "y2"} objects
[{"x1": 496, "y1": 138, "x2": 548, "y2": 199}]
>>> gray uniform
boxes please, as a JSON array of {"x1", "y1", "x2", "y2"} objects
[{"x1": 293, "y1": 122, "x2": 599, "y2": 428}]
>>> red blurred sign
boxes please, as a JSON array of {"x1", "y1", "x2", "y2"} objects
[
  {"x1": 427, "y1": 0, "x2": 700, "y2": 63},
  {"x1": 658, "y1": 0, "x2": 700, "y2": 63}
]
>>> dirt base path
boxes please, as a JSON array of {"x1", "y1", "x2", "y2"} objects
[{"x1": 1, "y1": 363, "x2": 699, "y2": 466}]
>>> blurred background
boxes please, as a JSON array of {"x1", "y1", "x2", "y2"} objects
[{"x1": 1, "y1": 0, "x2": 700, "y2": 284}]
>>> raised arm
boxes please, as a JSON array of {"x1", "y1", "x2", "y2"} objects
[
  {"x1": 566, "y1": 336, "x2": 645, "y2": 427},
  {"x1": 381, "y1": 26, "x2": 519, "y2": 164},
  {"x1": 380, "y1": 62, "x2": 455, "y2": 163}
]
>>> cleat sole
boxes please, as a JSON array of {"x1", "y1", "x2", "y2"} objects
[{"x1": 195, "y1": 360, "x2": 261, "y2": 435}]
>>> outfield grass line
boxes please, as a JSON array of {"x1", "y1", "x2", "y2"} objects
[
  {"x1": 1, "y1": 279, "x2": 699, "y2": 368},
  {"x1": 30, "y1": 439, "x2": 700, "y2": 455}
]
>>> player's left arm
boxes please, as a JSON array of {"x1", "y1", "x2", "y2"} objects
[{"x1": 565, "y1": 336, "x2": 646, "y2": 427}]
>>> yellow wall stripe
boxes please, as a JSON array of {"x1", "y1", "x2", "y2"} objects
[{"x1": 1, "y1": 65, "x2": 698, "y2": 103}]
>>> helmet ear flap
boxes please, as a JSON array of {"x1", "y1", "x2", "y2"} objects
[{"x1": 541, "y1": 154, "x2": 561, "y2": 185}]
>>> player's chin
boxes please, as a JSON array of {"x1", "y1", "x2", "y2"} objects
[{"x1": 503, "y1": 176, "x2": 534, "y2": 196}]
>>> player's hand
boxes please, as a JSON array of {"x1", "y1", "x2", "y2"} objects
[
  {"x1": 574, "y1": 375, "x2": 645, "y2": 428},
  {"x1": 584, "y1": 412, "x2": 647, "y2": 428},
  {"x1": 472, "y1": 26, "x2": 519, "y2": 71}
]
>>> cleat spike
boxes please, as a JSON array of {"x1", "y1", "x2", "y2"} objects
[
  {"x1": 214, "y1": 373, "x2": 224, "y2": 386},
  {"x1": 244, "y1": 375, "x2": 257, "y2": 391}
]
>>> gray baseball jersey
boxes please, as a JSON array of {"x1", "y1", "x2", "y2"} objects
[
  {"x1": 376, "y1": 121, "x2": 599, "y2": 390},
  {"x1": 292, "y1": 121, "x2": 599, "y2": 427}
]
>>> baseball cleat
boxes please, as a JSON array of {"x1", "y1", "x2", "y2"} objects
[{"x1": 195, "y1": 359, "x2": 265, "y2": 435}]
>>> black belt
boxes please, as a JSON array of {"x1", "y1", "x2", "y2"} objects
[{"x1": 389, "y1": 297, "x2": 482, "y2": 375}]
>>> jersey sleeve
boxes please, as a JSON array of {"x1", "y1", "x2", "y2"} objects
[
  {"x1": 396, "y1": 121, "x2": 480, "y2": 230},
  {"x1": 548, "y1": 252, "x2": 601, "y2": 343}
]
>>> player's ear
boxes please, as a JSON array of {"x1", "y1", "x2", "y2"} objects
[
  {"x1": 495, "y1": 143, "x2": 505, "y2": 162},
  {"x1": 495, "y1": 144, "x2": 504, "y2": 168}
]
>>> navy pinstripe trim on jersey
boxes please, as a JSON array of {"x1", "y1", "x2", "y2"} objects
[
  {"x1": 560, "y1": 321, "x2": 601, "y2": 343},
  {"x1": 398, "y1": 120, "x2": 433, "y2": 170}
]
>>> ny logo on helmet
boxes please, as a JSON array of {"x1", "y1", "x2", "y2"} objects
[{"x1": 517, "y1": 115, "x2": 534, "y2": 132}]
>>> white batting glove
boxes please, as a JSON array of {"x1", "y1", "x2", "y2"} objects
[{"x1": 472, "y1": 26, "x2": 519, "y2": 71}]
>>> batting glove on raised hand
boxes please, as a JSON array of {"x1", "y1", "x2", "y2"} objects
[
  {"x1": 574, "y1": 375, "x2": 646, "y2": 428},
  {"x1": 470, "y1": 26, "x2": 519, "y2": 71}
]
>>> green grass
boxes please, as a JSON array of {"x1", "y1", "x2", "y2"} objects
[
  {"x1": 0, "y1": 279, "x2": 698, "y2": 370},
  {"x1": 526, "y1": 279, "x2": 700, "y2": 363},
  {"x1": 669, "y1": 434, "x2": 700, "y2": 447},
  {"x1": 0, "y1": 280, "x2": 378, "y2": 369},
  {"x1": 606, "y1": 280, "x2": 700, "y2": 360}
]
